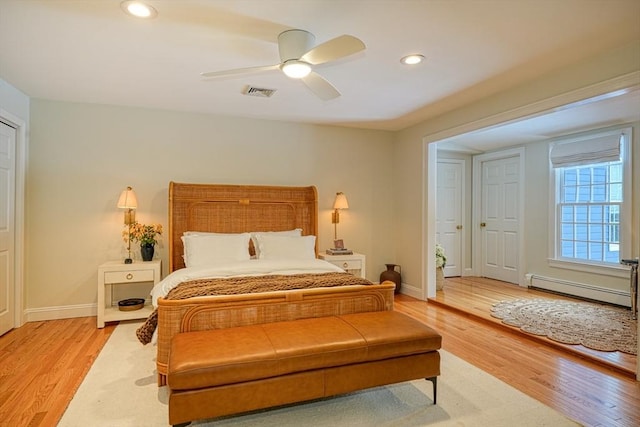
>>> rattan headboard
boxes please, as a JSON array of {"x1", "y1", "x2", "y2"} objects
[{"x1": 168, "y1": 182, "x2": 319, "y2": 272}]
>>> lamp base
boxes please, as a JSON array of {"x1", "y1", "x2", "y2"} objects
[{"x1": 124, "y1": 258, "x2": 133, "y2": 264}]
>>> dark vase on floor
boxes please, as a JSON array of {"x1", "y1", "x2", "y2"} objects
[
  {"x1": 141, "y1": 243, "x2": 154, "y2": 261},
  {"x1": 380, "y1": 263, "x2": 402, "y2": 294}
]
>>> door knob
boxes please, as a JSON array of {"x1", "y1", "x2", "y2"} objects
[
  {"x1": 480, "y1": 222, "x2": 486, "y2": 227},
  {"x1": 456, "y1": 225, "x2": 463, "y2": 230}
]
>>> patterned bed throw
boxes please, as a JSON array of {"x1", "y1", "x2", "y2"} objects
[{"x1": 136, "y1": 272, "x2": 371, "y2": 344}]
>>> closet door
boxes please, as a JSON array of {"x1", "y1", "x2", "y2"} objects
[
  {"x1": 0, "y1": 121, "x2": 16, "y2": 336},
  {"x1": 436, "y1": 160, "x2": 464, "y2": 277},
  {"x1": 480, "y1": 155, "x2": 520, "y2": 284}
]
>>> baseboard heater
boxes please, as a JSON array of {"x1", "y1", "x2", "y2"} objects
[{"x1": 526, "y1": 274, "x2": 630, "y2": 307}]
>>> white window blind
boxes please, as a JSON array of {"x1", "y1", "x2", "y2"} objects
[{"x1": 550, "y1": 134, "x2": 621, "y2": 168}]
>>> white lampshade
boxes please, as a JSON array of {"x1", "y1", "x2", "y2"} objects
[
  {"x1": 117, "y1": 186, "x2": 138, "y2": 210},
  {"x1": 333, "y1": 192, "x2": 349, "y2": 210}
]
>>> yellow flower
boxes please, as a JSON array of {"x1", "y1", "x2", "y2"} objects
[{"x1": 125, "y1": 222, "x2": 163, "y2": 246}]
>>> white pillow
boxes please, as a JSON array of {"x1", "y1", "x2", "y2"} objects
[
  {"x1": 255, "y1": 235, "x2": 316, "y2": 260},
  {"x1": 183, "y1": 231, "x2": 237, "y2": 236},
  {"x1": 181, "y1": 233, "x2": 251, "y2": 268},
  {"x1": 251, "y1": 229, "x2": 302, "y2": 258}
]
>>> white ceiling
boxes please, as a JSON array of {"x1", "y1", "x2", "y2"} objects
[
  {"x1": 439, "y1": 88, "x2": 640, "y2": 153},
  {"x1": 1, "y1": 0, "x2": 639, "y2": 139}
]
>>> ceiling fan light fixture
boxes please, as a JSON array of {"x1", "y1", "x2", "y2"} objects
[
  {"x1": 400, "y1": 54, "x2": 425, "y2": 65},
  {"x1": 281, "y1": 60, "x2": 312, "y2": 79},
  {"x1": 120, "y1": 1, "x2": 157, "y2": 18}
]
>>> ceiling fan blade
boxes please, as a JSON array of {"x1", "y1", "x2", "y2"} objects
[
  {"x1": 301, "y1": 71, "x2": 340, "y2": 100},
  {"x1": 201, "y1": 64, "x2": 279, "y2": 78},
  {"x1": 300, "y1": 35, "x2": 365, "y2": 65}
]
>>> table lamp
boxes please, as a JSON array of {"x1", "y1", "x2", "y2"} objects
[{"x1": 117, "y1": 186, "x2": 138, "y2": 263}]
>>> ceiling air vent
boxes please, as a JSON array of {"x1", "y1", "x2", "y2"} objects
[{"x1": 243, "y1": 86, "x2": 276, "y2": 98}]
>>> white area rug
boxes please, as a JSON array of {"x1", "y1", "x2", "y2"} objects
[{"x1": 59, "y1": 321, "x2": 579, "y2": 427}]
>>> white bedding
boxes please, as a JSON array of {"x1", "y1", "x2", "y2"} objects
[{"x1": 150, "y1": 258, "x2": 344, "y2": 307}]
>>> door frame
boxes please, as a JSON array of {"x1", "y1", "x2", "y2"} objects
[
  {"x1": 0, "y1": 109, "x2": 26, "y2": 330},
  {"x1": 472, "y1": 147, "x2": 525, "y2": 285}
]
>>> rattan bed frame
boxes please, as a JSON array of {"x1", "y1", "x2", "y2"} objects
[
  {"x1": 155, "y1": 182, "x2": 395, "y2": 385},
  {"x1": 168, "y1": 182, "x2": 319, "y2": 272}
]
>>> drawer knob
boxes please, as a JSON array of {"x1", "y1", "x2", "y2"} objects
[
  {"x1": 126, "y1": 273, "x2": 133, "y2": 280},
  {"x1": 343, "y1": 262, "x2": 349, "y2": 268}
]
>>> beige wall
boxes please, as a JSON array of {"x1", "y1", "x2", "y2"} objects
[
  {"x1": 4, "y1": 38, "x2": 640, "y2": 316},
  {"x1": 395, "y1": 40, "x2": 640, "y2": 295},
  {"x1": 26, "y1": 100, "x2": 395, "y2": 312}
]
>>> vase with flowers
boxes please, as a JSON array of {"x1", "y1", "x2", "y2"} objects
[
  {"x1": 123, "y1": 222, "x2": 163, "y2": 261},
  {"x1": 435, "y1": 243, "x2": 447, "y2": 290}
]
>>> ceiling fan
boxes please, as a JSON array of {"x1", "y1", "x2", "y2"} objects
[{"x1": 201, "y1": 29, "x2": 366, "y2": 100}]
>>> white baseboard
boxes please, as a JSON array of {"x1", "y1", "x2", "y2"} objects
[
  {"x1": 377, "y1": 281, "x2": 424, "y2": 299},
  {"x1": 25, "y1": 303, "x2": 96, "y2": 322},
  {"x1": 528, "y1": 274, "x2": 630, "y2": 307},
  {"x1": 397, "y1": 282, "x2": 423, "y2": 299}
]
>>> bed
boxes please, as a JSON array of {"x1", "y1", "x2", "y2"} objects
[{"x1": 143, "y1": 182, "x2": 396, "y2": 385}]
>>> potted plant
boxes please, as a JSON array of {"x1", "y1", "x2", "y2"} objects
[
  {"x1": 124, "y1": 222, "x2": 163, "y2": 261},
  {"x1": 435, "y1": 243, "x2": 447, "y2": 290}
]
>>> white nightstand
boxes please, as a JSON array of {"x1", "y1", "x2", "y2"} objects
[
  {"x1": 318, "y1": 252, "x2": 366, "y2": 278},
  {"x1": 97, "y1": 260, "x2": 161, "y2": 328}
]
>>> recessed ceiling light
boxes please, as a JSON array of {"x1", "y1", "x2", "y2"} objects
[
  {"x1": 400, "y1": 54, "x2": 425, "y2": 65},
  {"x1": 120, "y1": 1, "x2": 157, "y2": 19}
]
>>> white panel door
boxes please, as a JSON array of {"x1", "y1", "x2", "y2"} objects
[
  {"x1": 0, "y1": 121, "x2": 16, "y2": 336},
  {"x1": 436, "y1": 160, "x2": 463, "y2": 277},
  {"x1": 481, "y1": 156, "x2": 519, "y2": 284}
]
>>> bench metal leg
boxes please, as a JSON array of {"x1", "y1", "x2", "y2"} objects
[{"x1": 426, "y1": 376, "x2": 437, "y2": 404}]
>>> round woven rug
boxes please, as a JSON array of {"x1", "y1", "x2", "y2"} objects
[{"x1": 490, "y1": 298, "x2": 637, "y2": 355}]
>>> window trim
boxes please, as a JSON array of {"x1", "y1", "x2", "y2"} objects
[{"x1": 548, "y1": 125, "x2": 632, "y2": 276}]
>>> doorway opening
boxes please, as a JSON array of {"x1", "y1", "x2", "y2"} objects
[{"x1": 423, "y1": 75, "x2": 640, "y2": 373}]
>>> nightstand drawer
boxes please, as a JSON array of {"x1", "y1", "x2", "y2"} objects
[
  {"x1": 318, "y1": 252, "x2": 366, "y2": 279},
  {"x1": 333, "y1": 259, "x2": 362, "y2": 271},
  {"x1": 104, "y1": 269, "x2": 155, "y2": 284}
]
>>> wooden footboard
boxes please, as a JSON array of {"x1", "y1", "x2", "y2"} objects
[{"x1": 156, "y1": 282, "x2": 395, "y2": 385}]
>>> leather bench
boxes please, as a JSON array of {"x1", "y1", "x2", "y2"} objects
[{"x1": 167, "y1": 311, "x2": 442, "y2": 426}]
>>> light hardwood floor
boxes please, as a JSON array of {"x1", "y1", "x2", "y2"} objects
[
  {"x1": 431, "y1": 276, "x2": 637, "y2": 376},
  {"x1": 0, "y1": 289, "x2": 638, "y2": 427},
  {"x1": 396, "y1": 292, "x2": 640, "y2": 427},
  {"x1": 0, "y1": 317, "x2": 115, "y2": 427}
]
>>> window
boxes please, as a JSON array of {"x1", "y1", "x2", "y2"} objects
[
  {"x1": 550, "y1": 127, "x2": 631, "y2": 270},
  {"x1": 558, "y1": 160, "x2": 622, "y2": 263}
]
